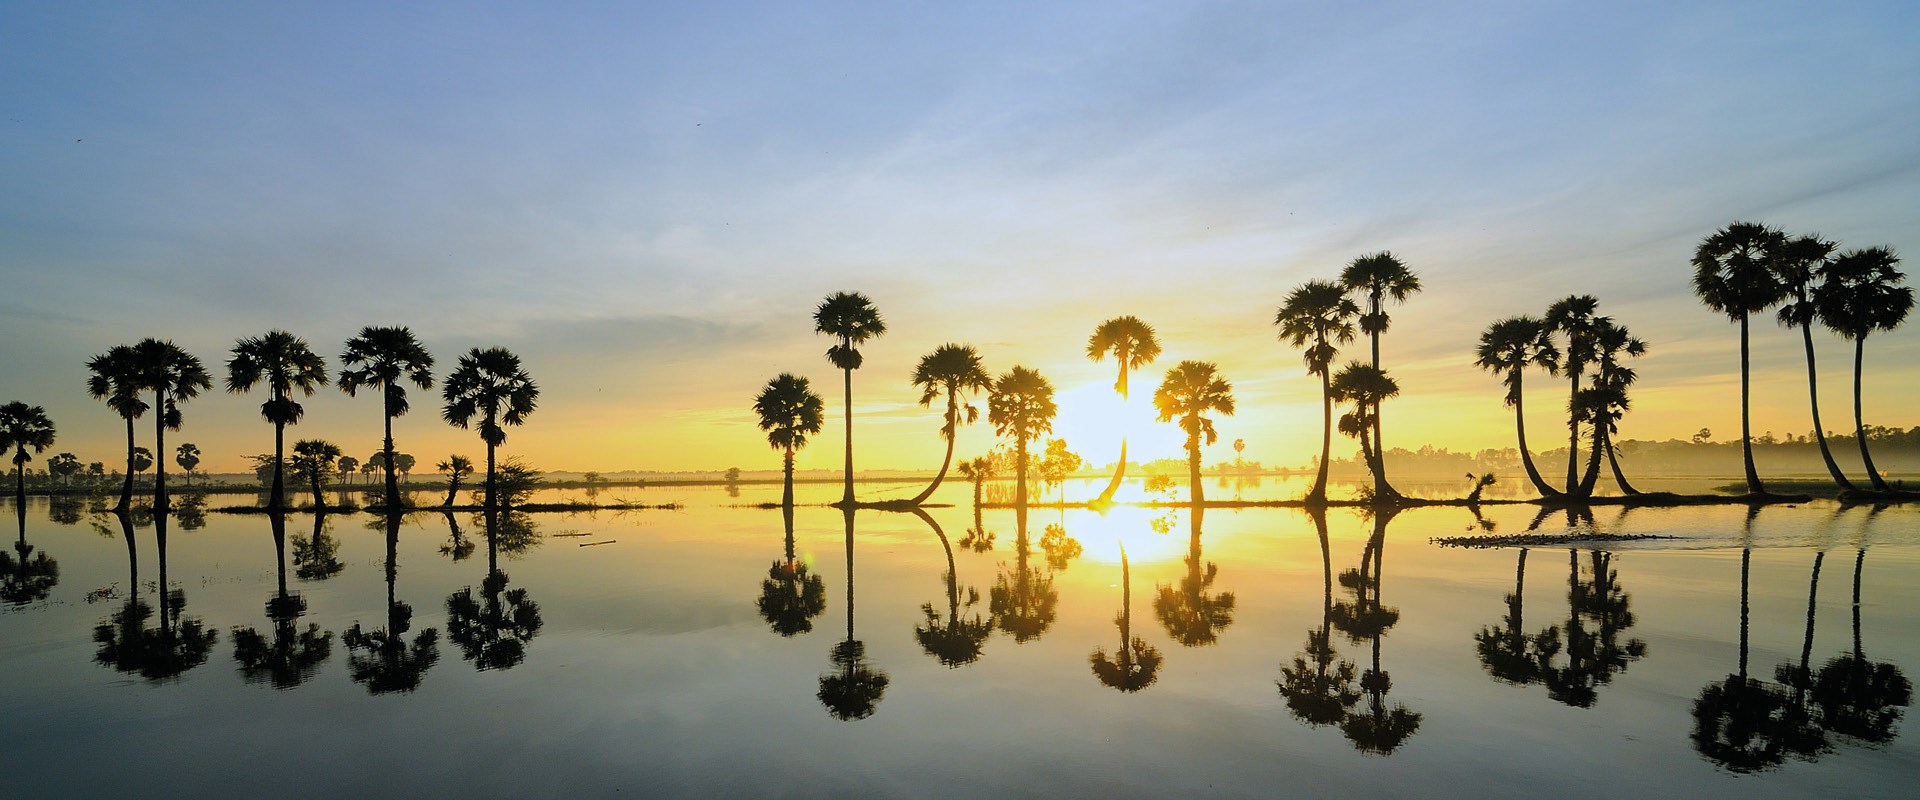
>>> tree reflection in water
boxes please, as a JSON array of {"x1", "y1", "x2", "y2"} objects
[
  {"x1": 440, "y1": 510, "x2": 474, "y2": 562},
  {"x1": 3, "y1": 501, "x2": 58, "y2": 605},
  {"x1": 1038, "y1": 522, "x2": 1082, "y2": 572},
  {"x1": 1540, "y1": 549, "x2": 1647, "y2": 707},
  {"x1": 1813, "y1": 543, "x2": 1913, "y2": 744},
  {"x1": 342, "y1": 512, "x2": 438, "y2": 693},
  {"x1": 446, "y1": 509, "x2": 544, "y2": 670},
  {"x1": 93, "y1": 509, "x2": 216, "y2": 681},
  {"x1": 1154, "y1": 506, "x2": 1235, "y2": 647},
  {"x1": 231, "y1": 512, "x2": 332, "y2": 688},
  {"x1": 292, "y1": 512, "x2": 344, "y2": 581},
  {"x1": 1474, "y1": 548, "x2": 1552, "y2": 686},
  {"x1": 758, "y1": 504, "x2": 826, "y2": 637},
  {"x1": 1309, "y1": 507, "x2": 1421, "y2": 754},
  {"x1": 819, "y1": 508, "x2": 887, "y2": 720},
  {"x1": 991, "y1": 506, "x2": 1057, "y2": 643},
  {"x1": 1089, "y1": 541, "x2": 1161, "y2": 692},
  {"x1": 913, "y1": 508, "x2": 991, "y2": 667},
  {"x1": 1278, "y1": 510, "x2": 1360, "y2": 724}
]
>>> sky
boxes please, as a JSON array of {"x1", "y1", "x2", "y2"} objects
[{"x1": 3, "y1": 1, "x2": 1918, "y2": 476}]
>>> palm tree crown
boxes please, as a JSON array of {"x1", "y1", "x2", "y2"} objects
[
  {"x1": 1474, "y1": 317, "x2": 1559, "y2": 407},
  {"x1": 338, "y1": 327, "x2": 435, "y2": 416},
  {"x1": 911, "y1": 344, "x2": 991, "y2": 435},
  {"x1": 130, "y1": 338, "x2": 210, "y2": 509},
  {"x1": 1153, "y1": 361, "x2": 1235, "y2": 451},
  {"x1": 814, "y1": 292, "x2": 886, "y2": 371},
  {"x1": 0, "y1": 401, "x2": 57, "y2": 468},
  {"x1": 228, "y1": 331, "x2": 328, "y2": 425},
  {"x1": 86, "y1": 345, "x2": 150, "y2": 422},
  {"x1": 1693, "y1": 222, "x2": 1789, "y2": 319},
  {"x1": 1276, "y1": 281, "x2": 1360, "y2": 376},
  {"x1": 441, "y1": 348, "x2": 540, "y2": 448},
  {"x1": 1816, "y1": 247, "x2": 1913, "y2": 342},
  {"x1": 755, "y1": 374, "x2": 826, "y2": 453},
  {"x1": 988, "y1": 367, "x2": 1057, "y2": 448},
  {"x1": 1086, "y1": 316, "x2": 1162, "y2": 398},
  {"x1": 1340, "y1": 251, "x2": 1421, "y2": 344}
]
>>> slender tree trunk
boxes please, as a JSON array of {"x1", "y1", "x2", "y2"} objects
[
  {"x1": 118, "y1": 415, "x2": 136, "y2": 511},
  {"x1": 156, "y1": 509, "x2": 171, "y2": 635},
  {"x1": 1098, "y1": 439, "x2": 1127, "y2": 504},
  {"x1": 1566, "y1": 362, "x2": 1581, "y2": 494},
  {"x1": 383, "y1": 384, "x2": 400, "y2": 510},
  {"x1": 1186, "y1": 424, "x2": 1203, "y2": 507},
  {"x1": 909, "y1": 391, "x2": 958, "y2": 506},
  {"x1": 1514, "y1": 548, "x2": 1529, "y2": 632},
  {"x1": 1737, "y1": 547, "x2": 1752, "y2": 680},
  {"x1": 779, "y1": 446, "x2": 794, "y2": 509},
  {"x1": 1852, "y1": 336, "x2": 1889, "y2": 491},
  {"x1": 1310, "y1": 367, "x2": 1332, "y2": 504},
  {"x1": 841, "y1": 361, "x2": 855, "y2": 507},
  {"x1": 1512, "y1": 371, "x2": 1560, "y2": 497},
  {"x1": 485, "y1": 438, "x2": 497, "y2": 512},
  {"x1": 1798, "y1": 552, "x2": 1824, "y2": 690},
  {"x1": 842, "y1": 506, "x2": 855, "y2": 642},
  {"x1": 1851, "y1": 547, "x2": 1865, "y2": 660},
  {"x1": 1118, "y1": 545, "x2": 1132, "y2": 672},
  {"x1": 1369, "y1": 302, "x2": 1389, "y2": 496},
  {"x1": 153, "y1": 388, "x2": 169, "y2": 512},
  {"x1": 1740, "y1": 314, "x2": 1764, "y2": 494},
  {"x1": 1801, "y1": 323, "x2": 1855, "y2": 490},
  {"x1": 1603, "y1": 426, "x2": 1639, "y2": 495},
  {"x1": 271, "y1": 402, "x2": 286, "y2": 510},
  {"x1": 1578, "y1": 418, "x2": 1605, "y2": 497},
  {"x1": 1015, "y1": 434, "x2": 1028, "y2": 509},
  {"x1": 13, "y1": 458, "x2": 23, "y2": 511}
]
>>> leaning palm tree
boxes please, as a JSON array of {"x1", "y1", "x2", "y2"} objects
[
  {"x1": 1152, "y1": 361, "x2": 1235, "y2": 507},
  {"x1": 1773, "y1": 234, "x2": 1854, "y2": 490},
  {"x1": 130, "y1": 338, "x2": 211, "y2": 511},
  {"x1": 1543, "y1": 295, "x2": 1601, "y2": 495},
  {"x1": 1340, "y1": 253, "x2": 1420, "y2": 493},
  {"x1": 1581, "y1": 319, "x2": 1648, "y2": 496},
  {"x1": 813, "y1": 292, "x2": 886, "y2": 507},
  {"x1": 1474, "y1": 317, "x2": 1562, "y2": 497},
  {"x1": 1329, "y1": 363, "x2": 1401, "y2": 503},
  {"x1": 337, "y1": 326, "x2": 435, "y2": 510},
  {"x1": 1275, "y1": 281, "x2": 1360, "y2": 504},
  {"x1": 0, "y1": 403, "x2": 56, "y2": 509},
  {"x1": 753, "y1": 373, "x2": 826, "y2": 508},
  {"x1": 987, "y1": 366, "x2": 1057, "y2": 509},
  {"x1": 86, "y1": 345, "x2": 150, "y2": 511},
  {"x1": 227, "y1": 330, "x2": 329, "y2": 510},
  {"x1": 1692, "y1": 222, "x2": 1790, "y2": 494},
  {"x1": 907, "y1": 344, "x2": 990, "y2": 505},
  {"x1": 1086, "y1": 316, "x2": 1162, "y2": 503},
  {"x1": 1816, "y1": 247, "x2": 1913, "y2": 492},
  {"x1": 441, "y1": 348, "x2": 539, "y2": 511}
]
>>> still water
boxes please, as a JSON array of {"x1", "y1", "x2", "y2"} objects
[{"x1": 3, "y1": 479, "x2": 1917, "y2": 798}]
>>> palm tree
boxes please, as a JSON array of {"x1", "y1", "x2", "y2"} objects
[
  {"x1": 1543, "y1": 295, "x2": 1601, "y2": 495},
  {"x1": 227, "y1": 331, "x2": 329, "y2": 510},
  {"x1": 1152, "y1": 361, "x2": 1235, "y2": 507},
  {"x1": 1773, "y1": 234, "x2": 1855, "y2": 490},
  {"x1": 1086, "y1": 316, "x2": 1161, "y2": 503},
  {"x1": 1091, "y1": 544, "x2": 1162, "y2": 691},
  {"x1": 337, "y1": 456, "x2": 359, "y2": 486},
  {"x1": 1341, "y1": 252, "x2": 1420, "y2": 494},
  {"x1": 436, "y1": 455, "x2": 473, "y2": 508},
  {"x1": 758, "y1": 503, "x2": 827, "y2": 636},
  {"x1": 820, "y1": 508, "x2": 888, "y2": 719},
  {"x1": 912, "y1": 508, "x2": 991, "y2": 667},
  {"x1": 1275, "y1": 281, "x2": 1360, "y2": 504},
  {"x1": 813, "y1": 292, "x2": 886, "y2": 507},
  {"x1": 753, "y1": 373, "x2": 825, "y2": 508},
  {"x1": 1329, "y1": 363, "x2": 1401, "y2": 503},
  {"x1": 337, "y1": 326, "x2": 435, "y2": 510},
  {"x1": 1692, "y1": 223, "x2": 1790, "y2": 494},
  {"x1": 288, "y1": 439, "x2": 344, "y2": 508},
  {"x1": 1154, "y1": 507, "x2": 1235, "y2": 646},
  {"x1": 1813, "y1": 545, "x2": 1914, "y2": 743},
  {"x1": 990, "y1": 506, "x2": 1058, "y2": 642},
  {"x1": 131, "y1": 447, "x2": 154, "y2": 478},
  {"x1": 231, "y1": 513, "x2": 333, "y2": 689},
  {"x1": 0, "y1": 403, "x2": 56, "y2": 509},
  {"x1": 174, "y1": 443, "x2": 200, "y2": 487},
  {"x1": 987, "y1": 366, "x2": 1057, "y2": 509},
  {"x1": 1279, "y1": 510, "x2": 1362, "y2": 726},
  {"x1": 441, "y1": 348, "x2": 539, "y2": 511},
  {"x1": 1474, "y1": 548, "x2": 1552, "y2": 686},
  {"x1": 1474, "y1": 317, "x2": 1562, "y2": 497},
  {"x1": 957, "y1": 453, "x2": 996, "y2": 521},
  {"x1": 130, "y1": 338, "x2": 211, "y2": 511},
  {"x1": 1575, "y1": 318, "x2": 1647, "y2": 496},
  {"x1": 342, "y1": 513, "x2": 439, "y2": 693},
  {"x1": 907, "y1": 344, "x2": 990, "y2": 505},
  {"x1": 86, "y1": 345, "x2": 149, "y2": 511},
  {"x1": 1815, "y1": 246, "x2": 1913, "y2": 492}
]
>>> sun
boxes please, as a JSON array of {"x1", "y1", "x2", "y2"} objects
[{"x1": 1049, "y1": 381, "x2": 1184, "y2": 471}]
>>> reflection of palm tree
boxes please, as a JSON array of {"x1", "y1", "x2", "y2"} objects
[
  {"x1": 87, "y1": 345, "x2": 149, "y2": 511},
  {"x1": 1154, "y1": 507, "x2": 1235, "y2": 646},
  {"x1": 442, "y1": 348, "x2": 539, "y2": 511},
  {"x1": 1693, "y1": 510, "x2": 1799, "y2": 772},
  {"x1": 225, "y1": 330, "x2": 328, "y2": 510},
  {"x1": 1768, "y1": 552, "x2": 1832, "y2": 759},
  {"x1": 293, "y1": 513, "x2": 345, "y2": 581},
  {"x1": 1275, "y1": 281, "x2": 1359, "y2": 505},
  {"x1": 1692, "y1": 224, "x2": 1789, "y2": 494},
  {"x1": 1334, "y1": 508, "x2": 1421, "y2": 754},
  {"x1": 337, "y1": 326, "x2": 435, "y2": 510},
  {"x1": 1152, "y1": 361, "x2": 1234, "y2": 507},
  {"x1": 342, "y1": 513, "x2": 439, "y2": 693},
  {"x1": 232, "y1": 513, "x2": 332, "y2": 688},
  {"x1": 1474, "y1": 317, "x2": 1562, "y2": 497},
  {"x1": 2, "y1": 502, "x2": 58, "y2": 605},
  {"x1": 1086, "y1": 316, "x2": 1161, "y2": 504},
  {"x1": 991, "y1": 506, "x2": 1057, "y2": 642},
  {"x1": 819, "y1": 508, "x2": 888, "y2": 720},
  {"x1": 1541, "y1": 549, "x2": 1648, "y2": 707},
  {"x1": 1092, "y1": 545, "x2": 1162, "y2": 692},
  {"x1": 1474, "y1": 548, "x2": 1552, "y2": 685},
  {"x1": 1814, "y1": 247, "x2": 1914, "y2": 492},
  {"x1": 913, "y1": 509, "x2": 991, "y2": 667},
  {"x1": 1813, "y1": 545, "x2": 1913, "y2": 743},
  {"x1": 130, "y1": 338, "x2": 211, "y2": 511},
  {"x1": 1279, "y1": 510, "x2": 1360, "y2": 723},
  {"x1": 753, "y1": 373, "x2": 825, "y2": 509},
  {"x1": 759, "y1": 504, "x2": 827, "y2": 637},
  {"x1": 987, "y1": 367, "x2": 1057, "y2": 509},
  {"x1": 814, "y1": 292, "x2": 886, "y2": 508},
  {"x1": 93, "y1": 510, "x2": 216, "y2": 681},
  {"x1": 908, "y1": 344, "x2": 990, "y2": 506},
  {"x1": 446, "y1": 509, "x2": 545, "y2": 670},
  {"x1": 440, "y1": 511, "x2": 474, "y2": 561}
]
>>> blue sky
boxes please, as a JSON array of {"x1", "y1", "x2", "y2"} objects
[{"x1": 3, "y1": 1, "x2": 1917, "y2": 472}]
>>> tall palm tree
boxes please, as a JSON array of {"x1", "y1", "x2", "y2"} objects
[
  {"x1": 1815, "y1": 246, "x2": 1913, "y2": 493},
  {"x1": 1152, "y1": 361, "x2": 1234, "y2": 507},
  {"x1": 0, "y1": 403, "x2": 56, "y2": 509},
  {"x1": 1275, "y1": 281, "x2": 1360, "y2": 504},
  {"x1": 1329, "y1": 363, "x2": 1400, "y2": 503},
  {"x1": 1692, "y1": 222, "x2": 1790, "y2": 494},
  {"x1": 1086, "y1": 316, "x2": 1161, "y2": 503},
  {"x1": 86, "y1": 345, "x2": 149, "y2": 511},
  {"x1": 753, "y1": 373, "x2": 825, "y2": 508},
  {"x1": 907, "y1": 344, "x2": 990, "y2": 506},
  {"x1": 1341, "y1": 253, "x2": 1419, "y2": 483},
  {"x1": 337, "y1": 326, "x2": 435, "y2": 510},
  {"x1": 227, "y1": 330, "x2": 329, "y2": 510},
  {"x1": 441, "y1": 347, "x2": 539, "y2": 511},
  {"x1": 1773, "y1": 234, "x2": 1855, "y2": 490},
  {"x1": 1474, "y1": 317, "x2": 1562, "y2": 497},
  {"x1": 813, "y1": 292, "x2": 886, "y2": 507},
  {"x1": 1543, "y1": 295, "x2": 1601, "y2": 495},
  {"x1": 987, "y1": 366, "x2": 1057, "y2": 509},
  {"x1": 1586, "y1": 319, "x2": 1648, "y2": 496},
  {"x1": 130, "y1": 338, "x2": 210, "y2": 511}
]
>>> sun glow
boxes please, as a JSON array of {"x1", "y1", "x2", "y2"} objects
[
  {"x1": 1051, "y1": 505, "x2": 1195, "y2": 566},
  {"x1": 1049, "y1": 381, "x2": 1185, "y2": 469}
]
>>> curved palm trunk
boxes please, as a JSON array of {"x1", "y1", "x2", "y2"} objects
[
  {"x1": 1739, "y1": 314, "x2": 1765, "y2": 494},
  {"x1": 1578, "y1": 422, "x2": 1606, "y2": 498},
  {"x1": 445, "y1": 473, "x2": 461, "y2": 508},
  {"x1": 153, "y1": 387, "x2": 169, "y2": 512},
  {"x1": 840, "y1": 363, "x2": 855, "y2": 507},
  {"x1": 1737, "y1": 547, "x2": 1752, "y2": 680},
  {"x1": 1851, "y1": 335, "x2": 1889, "y2": 492},
  {"x1": 1797, "y1": 552, "x2": 1824, "y2": 692},
  {"x1": 1851, "y1": 548, "x2": 1865, "y2": 660},
  {"x1": 1800, "y1": 323, "x2": 1856, "y2": 490},
  {"x1": 1097, "y1": 439, "x2": 1127, "y2": 504},
  {"x1": 1118, "y1": 545, "x2": 1133, "y2": 674},
  {"x1": 117, "y1": 415, "x2": 136, "y2": 511},
  {"x1": 1511, "y1": 370, "x2": 1560, "y2": 497},
  {"x1": 1603, "y1": 426, "x2": 1640, "y2": 495},
  {"x1": 908, "y1": 391, "x2": 958, "y2": 506},
  {"x1": 382, "y1": 384, "x2": 400, "y2": 510},
  {"x1": 1309, "y1": 368, "x2": 1332, "y2": 505},
  {"x1": 1368, "y1": 315, "x2": 1392, "y2": 499}
]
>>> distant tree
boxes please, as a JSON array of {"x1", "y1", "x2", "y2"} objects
[
  {"x1": 338, "y1": 326, "x2": 435, "y2": 509},
  {"x1": 174, "y1": 443, "x2": 200, "y2": 487},
  {"x1": 442, "y1": 348, "x2": 539, "y2": 511},
  {"x1": 395, "y1": 453, "x2": 416, "y2": 483},
  {"x1": 721, "y1": 468, "x2": 740, "y2": 483},
  {"x1": 1036, "y1": 439, "x2": 1084, "y2": 505},
  {"x1": 131, "y1": 447, "x2": 154, "y2": 480},
  {"x1": 1153, "y1": 361, "x2": 1235, "y2": 507},
  {"x1": 1086, "y1": 316, "x2": 1161, "y2": 503},
  {"x1": 814, "y1": 291, "x2": 886, "y2": 507},
  {"x1": 336, "y1": 455, "x2": 358, "y2": 486},
  {"x1": 437, "y1": 455, "x2": 474, "y2": 508},
  {"x1": 1276, "y1": 281, "x2": 1360, "y2": 504},
  {"x1": 754, "y1": 373, "x2": 825, "y2": 508},
  {"x1": 0, "y1": 402, "x2": 56, "y2": 507},
  {"x1": 289, "y1": 439, "x2": 343, "y2": 506},
  {"x1": 1815, "y1": 246, "x2": 1913, "y2": 492},
  {"x1": 1692, "y1": 428, "x2": 1714, "y2": 445},
  {"x1": 987, "y1": 367, "x2": 1057, "y2": 509},
  {"x1": 1329, "y1": 363, "x2": 1399, "y2": 503},
  {"x1": 227, "y1": 330, "x2": 328, "y2": 509},
  {"x1": 1692, "y1": 222, "x2": 1790, "y2": 494},
  {"x1": 85, "y1": 344, "x2": 148, "y2": 510},
  {"x1": 907, "y1": 343, "x2": 991, "y2": 506},
  {"x1": 47, "y1": 452, "x2": 82, "y2": 487}
]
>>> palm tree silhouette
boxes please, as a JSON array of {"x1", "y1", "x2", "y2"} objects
[
  {"x1": 1329, "y1": 362, "x2": 1399, "y2": 503},
  {"x1": 231, "y1": 513, "x2": 333, "y2": 689},
  {"x1": 1543, "y1": 295, "x2": 1601, "y2": 496},
  {"x1": 1086, "y1": 316, "x2": 1161, "y2": 504},
  {"x1": 905, "y1": 344, "x2": 990, "y2": 506},
  {"x1": 127, "y1": 339, "x2": 211, "y2": 512},
  {"x1": 93, "y1": 509, "x2": 216, "y2": 681},
  {"x1": 2, "y1": 498, "x2": 58, "y2": 605},
  {"x1": 1092, "y1": 544, "x2": 1162, "y2": 692},
  {"x1": 990, "y1": 505, "x2": 1058, "y2": 643},
  {"x1": 1474, "y1": 317, "x2": 1562, "y2": 497},
  {"x1": 226, "y1": 330, "x2": 328, "y2": 510},
  {"x1": 1692, "y1": 223, "x2": 1790, "y2": 494},
  {"x1": 987, "y1": 366, "x2": 1057, "y2": 509},
  {"x1": 819, "y1": 507, "x2": 888, "y2": 719},
  {"x1": 1767, "y1": 551, "x2": 1834, "y2": 760},
  {"x1": 1693, "y1": 509, "x2": 1796, "y2": 772},
  {"x1": 289, "y1": 439, "x2": 344, "y2": 508},
  {"x1": 0, "y1": 402, "x2": 56, "y2": 510},
  {"x1": 1773, "y1": 234, "x2": 1856, "y2": 490},
  {"x1": 446, "y1": 509, "x2": 545, "y2": 671},
  {"x1": 442, "y1": 347, "x2": 539, "y2": 511},
  {"x1": 1275, "y1": 281, "x2": 1359, "y2": 504},
  {"x1": 86, "y1": 345, "x2": 149, "y2": 511},
  {"x1": 912, "y1": 508, "x2": 991, "y2": 667},
  {"x1": 1154, "y1": 507, "x2": 1235, "y2": 646},
  {"x1": 1152, "y1": 361, "x2": 1234, "y2": 507},
  {"x1": 342, "y1": 513, "x2": 439, "y2": 693},
  {"x1": 1815, "y1": 247, "x2": 1913, "y2": 492},
  {"x1": 436, "y1": 454, "x2": 473, "y2": 507},
  {"x1": 1279, "y1": 509, "x2": 1362, "y2": 725},
  {"x1": 1474, "y1": 548, "x2": 1552, "y2": 686},
  {"x1": 754, "y1": 373, "x2": 825, "y2": 509},
  {"x1": 956, "y1": 453, "x2": 996, "y2": 526},
  {"x1": 1340, "y1": 252, "x2": 1420, "y2": 497},
  {"x1": 759, "y1": 503, "x2": 826, "y2": 636},
  {"x1": 813, "y1": 292, "x2": 886, "y2": 507},
  {"x1": 337, "y1": 326, "x2": 435, "y2": 510},
  {"x1": 293, "y1": 512, "x2": 345, "y2": 581},
  {"x1": 173, "y1": 443, "x2": 199, "y2": 487},
  {"x1": 1576, "y1": 319, "x2": 1647, "y2": 496}
]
